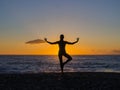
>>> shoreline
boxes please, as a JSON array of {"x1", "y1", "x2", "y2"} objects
[{"x1": 0, "y1": 72, "x2": 120, "y2": 90}]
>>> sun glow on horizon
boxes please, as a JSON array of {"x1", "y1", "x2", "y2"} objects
[{"x1": 0, "y1": 42, "x2": 118, "y2": 55}]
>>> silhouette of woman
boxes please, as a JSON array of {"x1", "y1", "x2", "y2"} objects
[{"x1": 45, "y1": 34, "x2": 79, "y2": 73}]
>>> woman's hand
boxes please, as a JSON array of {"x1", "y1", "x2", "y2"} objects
[
  {"x1": 44, "y1": 38, "x2": 47, "y2": 42},
  {"x1": 76, "y1": 38, "x2": 79, "y2": 42}
]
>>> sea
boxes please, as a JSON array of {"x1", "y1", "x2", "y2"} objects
[{"x1": 0, "y1": 55, "x2": 120, "y2": 74}]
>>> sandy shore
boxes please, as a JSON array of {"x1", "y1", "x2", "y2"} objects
[{"x1": 0, "y1": 72, "x2": 120, "y2": 90}]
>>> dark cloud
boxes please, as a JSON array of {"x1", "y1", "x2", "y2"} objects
[
  {"x1": 26, "y1": 39, "x2": 45, "y2": 44},
  {"x1": 112, "y1": 50, "x2": 120, "y2": 53}
]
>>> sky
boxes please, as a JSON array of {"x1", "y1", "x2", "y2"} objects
[{"x1": 0, "y1": 0, "x2": 120, "y2": 55}]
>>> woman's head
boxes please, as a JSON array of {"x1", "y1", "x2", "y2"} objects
[{"x1": 60, "y1": 34, "x2": 64, "y2": 40}]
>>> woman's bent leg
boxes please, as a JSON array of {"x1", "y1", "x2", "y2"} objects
[{"x1": 63, "y1": 53, "x2": 72, "y2": 65}]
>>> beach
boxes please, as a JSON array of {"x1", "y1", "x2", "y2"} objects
[{"x1": 0, "y1": 72, "x2": 120, "y2": 90}]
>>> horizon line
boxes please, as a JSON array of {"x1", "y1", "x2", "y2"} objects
[{"x1": 0, "y1": 54, "x2": 120, "y2": 56}]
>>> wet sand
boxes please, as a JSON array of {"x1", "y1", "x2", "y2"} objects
[{"x1": 0, "y1": 72, "x2": 120, "y2": 90}]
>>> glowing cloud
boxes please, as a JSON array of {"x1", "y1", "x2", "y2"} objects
[
  {"x1": 26, "y1": 39, "x2": 45, "y2": 44},
  {"x1": 112, "y1": 50, "x2": 120, "y2": 54}
]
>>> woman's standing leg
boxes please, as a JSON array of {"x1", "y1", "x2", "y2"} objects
[{"x1": 58, "y1": 54, "x2": 64, "y2": 73}]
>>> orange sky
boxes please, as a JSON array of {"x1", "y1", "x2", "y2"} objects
[{"x1": 0, "y1": 38, "x2": 118, "y2": 55}]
